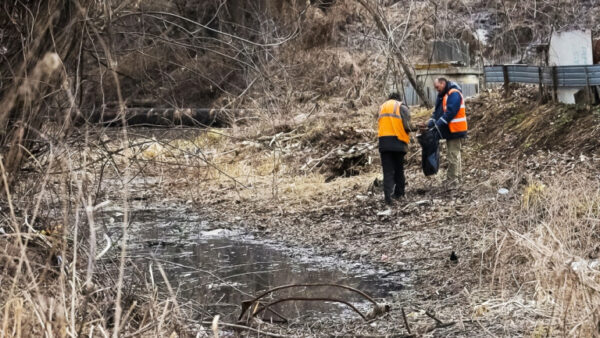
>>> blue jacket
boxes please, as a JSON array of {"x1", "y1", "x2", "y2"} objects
[{"x1": 427, "y1": 82, "x2": 467, "y2": 140}]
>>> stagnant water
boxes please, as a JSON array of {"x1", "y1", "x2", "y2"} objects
[{"x1": 102, "y1": 206, "x2": 408, "y2": 322}]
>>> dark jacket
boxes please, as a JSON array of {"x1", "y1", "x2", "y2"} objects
[
  {"x1": 427, "y1": 81, "x2": 467, "y2": 140},
  {"x1": 379, "y1": 103, "x2": 412, "y2": 153}
]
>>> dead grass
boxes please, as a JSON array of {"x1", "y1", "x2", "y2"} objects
[
  {"x1": 0, "y1": 131, "x2": 201, "y2": 337},
  {"x1": 6, "y1": 91, "x2": 599, "y2": 337},
  {"x1": 475, "y1": 171, "x2": 600, "y2": 336},
  {"x1": 468, "y1": 87, "x2": 600, "y2": 154}
]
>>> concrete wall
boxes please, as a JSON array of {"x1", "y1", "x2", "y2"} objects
[
  {"x1": 549, "y1": 30, "x2": 594, "y2": 104},
  {"x1": 401, "y1": 73, "x2": 481, "y2": 106}
]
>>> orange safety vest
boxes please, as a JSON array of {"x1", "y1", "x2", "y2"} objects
[
  {"x1": 443, "y1": 89, "x2": 468, "y2": 133},
  {"x1": 378, "y1": 100, "x2": 409, "y2": 144}
]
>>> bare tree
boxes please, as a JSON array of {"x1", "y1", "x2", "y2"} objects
[{"x1": 356, "y1": 0, "x2": 432, "y2": 107}]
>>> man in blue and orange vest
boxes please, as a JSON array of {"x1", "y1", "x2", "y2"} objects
[
  {"x1": 378, "y1": 93, "x2": 412, "y2": 205},
  {"x1": 426, "y1": 77, "x2": 468, "y2": 188}
]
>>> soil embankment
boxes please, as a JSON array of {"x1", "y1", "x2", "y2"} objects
[
  {"x1": 183, "y1": 86, "x2": 600, "y2": 336},
  {"x1": 75, "y1": 84, "x2": 598, "y2": 335},
  {"x1": 8, "y1": 83, "x2": 598, "y2": 335}
]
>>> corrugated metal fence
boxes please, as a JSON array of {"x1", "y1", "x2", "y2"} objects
[
  {"x1": 484, "y1": 65, "x2": 600, "y2": 86},
  {"x1": 403, "y1": 65, "x2": 600, "y2": 105}
]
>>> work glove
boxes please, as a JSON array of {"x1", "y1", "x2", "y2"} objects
[
  {"x1": 426, "y1": 118, "x2": 435, "y2": 129},
  {"x1": 432, "y1": 120, "x2": 445, "y2": 139},
  {"x1": 435, "y1": 117, "x2": 448, "y2": 129}
]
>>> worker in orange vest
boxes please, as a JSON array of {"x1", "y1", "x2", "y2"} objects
[
  {"x1": 423, "y1": 77, "x2": 468, "y2": 188},
  {"x1": 378, "y1": 93, "x2": 412, "y2": 205}
]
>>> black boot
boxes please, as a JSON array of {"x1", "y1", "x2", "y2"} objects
[
  {"x1": 393, "y1": 188, "x2": 405, "y2": 200},
  {"x1": 384, "y1": 194, "x2": 394, "y2": 205}
]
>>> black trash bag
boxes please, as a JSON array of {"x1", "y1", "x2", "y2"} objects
[{"x1": 417, "y1": 129, "x2": 440, "y2": 176}]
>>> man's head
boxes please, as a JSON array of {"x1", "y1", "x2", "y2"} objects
[
  {"x1": 433, "y1": 77, "x2": 448, "y2": 93},
  {"x1": 388, "y1": 92, "x2": 402, "y2": 101}
]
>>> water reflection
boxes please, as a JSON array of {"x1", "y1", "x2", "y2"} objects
[{"x1": 107, "y1": 208, "x2": 406, "y2": 321}]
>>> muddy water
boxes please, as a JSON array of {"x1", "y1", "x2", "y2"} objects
[{"x1": 104, "y1": 207, "x2": 407, "y2": 321}]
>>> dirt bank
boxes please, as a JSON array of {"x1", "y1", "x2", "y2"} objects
[
  {"x1": 193, "y1": 86, "x2": 600, "y2": 336},
  {"x1": 6, "y1": 81, "x2": 596, "y2": 336},
  {"x1": 5, "y1": 0, "x2": 600, "y2": 336},
  {"x1": 68, "y1": 85, "x2": 596, "y2": 336}
]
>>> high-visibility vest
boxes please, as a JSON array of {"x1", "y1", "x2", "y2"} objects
[
  {"x1": 443, "y1": 89, "x2": 468, "y2": 133},
  {"x1": 378, "y1": 100, "x2": 409, "y2": 144}
]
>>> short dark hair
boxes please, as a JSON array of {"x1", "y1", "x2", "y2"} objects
[
  {"x1": 388, "y1": 92, "x2": 402, "y2": 101},
  {"x1": 435, "y1": 77, "x2": 448, "y2": 84}
]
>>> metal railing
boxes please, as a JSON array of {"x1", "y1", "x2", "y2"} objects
[
  {"x1": 485, "y1": 65, "x2": 600, "y2": 86},
  {"x1": 484, "y1": 64, "x2": 600, "y2": 101}
]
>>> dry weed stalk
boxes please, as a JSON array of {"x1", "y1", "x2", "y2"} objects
[{"x1": 479, "y1": 173, "x2": 600, "y2": 336}]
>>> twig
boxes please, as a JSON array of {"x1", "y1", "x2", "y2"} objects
[
  {"x1": 382, "y1": 269, "x2": 411, "y2": 278},
  {"x1": 425, "y1": 311, "x2": 456, "y2": 329},
  {"x1": 425, "y1": 310, "x2": 444, "y2": 325},
  {"x1": 254, "y1": 297, "x2": 368, "y2": 321},
  {"x1": 401, "y1": 307, "x2": 412, "y2": 334}
]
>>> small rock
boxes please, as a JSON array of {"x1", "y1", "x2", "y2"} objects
[
  {"x1": 293, "y1": 113, "x2": 308, "y2": 124},
  {"x1": 498, "y1": 188, "x2": 509, "y2": 195},
  {"x1": 201, "y1": 229, "x2": 234, "y2": 237}
]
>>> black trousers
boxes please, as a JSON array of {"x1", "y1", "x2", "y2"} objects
[{"x1": 380, "y1": 151, "x2": 405, "y2": 200}]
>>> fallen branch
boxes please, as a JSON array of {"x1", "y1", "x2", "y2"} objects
[
  {"x1": 244, "y1": 283, "x2": 378, "y2": 306},
  {"x1": 254, "y1": 297, "x2": 369, "y2": 321},
  {"x1": 239, "y1": 283, "x2": 386, "y2": 322}
]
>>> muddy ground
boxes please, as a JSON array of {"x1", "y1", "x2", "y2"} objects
[
  {"x1": 4, "y1": 1, "x2": 600, "y2": 336},
  {"x1": 76, "y1": 87, "x2": 600, "y2": 336},
  {"x1": 6, "y1": 86, "x2": 598, "y2": 336},
  {"x1": 191, "y1": 145, "x2": 594, "y2": 337}
]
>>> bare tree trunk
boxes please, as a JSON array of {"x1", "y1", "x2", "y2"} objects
[{"x1": 356, "y1": 0, "x2": 432, "y2": 108}]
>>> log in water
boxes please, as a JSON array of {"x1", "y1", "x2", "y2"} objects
[{"x1": 76, "y1": 108, "x2": 254, "y2": 127}]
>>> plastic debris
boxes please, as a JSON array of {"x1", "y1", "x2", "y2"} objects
[{"x1": 377, "y1": 209, "x2": 392, "y2": 216}]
